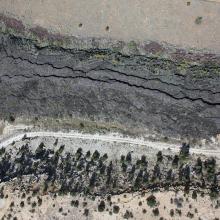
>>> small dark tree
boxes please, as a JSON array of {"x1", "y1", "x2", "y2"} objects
[
  {"x1": 113, "y1": 205, "x2": 120, "y2": 214},
  {"x1": 192, "y1": 190, "x2": 197, "y2": 200},
  {"x1": 84, "y1": 209, "x2": 89, "y2": 216},
  {"x1": 209, "y1": 174, "x2": 219, "y2": 198},
  {"x1": 89, "y1": 172, "x2": 96, "y2": 187},
  {"x1": 35, "y1": 142, "x2": 46, "y2": 159},
  {"x1": 58, "y1": 145, "x2": 65, "y2": 154},
  {"x1": 170, "y1": 209, "x2": 174, "y2": 217},
  {"x1": 152, "y1": 164, "x2": 161, "y2": 180},
  {"x1": 195, "y1": 157, "x2": 203, "y2": 174},
  {"x1": 121, "y1": 155, "x2": 125, "y2": 162},
  {"x1": 100, "y1": 164, "x2": 106, "y2": 174},
  {"x1": 126, "y1": 152, "x2": 132, "y2": 162},
  {"x1": 0, "y1": 147, "x2": 5, "y2": 156},
  {"x1": 134, "y1": 170, "x2": 143, "y2": 188},
  {"x1": 71, "y1": 200, "x2": 79, "y2": 207},
  {"x1": 124, "y1": 210, "x2": 133, "y2": 219},
  {"x1": 147, "y1": 195, "x2": 157, "y2": 207},
  {"x1": 121, "y1": 162, "x2": 127, "y2": 172},
  {"x1": 86, "y1": 151, "x2": 91, "y2": 158},
  {"x1": 102, "y1": 153, "x2": 108, "y2": 160},
  {"x1": 166, "y1": 169, "x2": 173, "y2": 182},
  {"x1": 143, "y1": 170, "x2": 149, "y2": 183},
  {"x1": 141, "y1": 155, "x2": 147, "y2": 165},
  {"x1": 92, "y1": 150, "x2": 100, "y2": 160},
  {"x1": 54, "y1": 138, "x2": 58, "y2": 146},
  {"x1": 156, "y1": 151, "x2": 163, "y2": 162},
  {"x1": 172, "y1": 155, "x2": 179, "y2": 167},
  {"x1": 180, "y1": 143, "x2": 190, "y2": 158},
  {"x1": 98, "y1": 201, "x2": 105, "y2": 212},
  {"x1": 152, "y1": 208, "x2": 159, "y2": 216},
  {"x1": 76, "y1": 148, "x2": 82, "y2": 160}
]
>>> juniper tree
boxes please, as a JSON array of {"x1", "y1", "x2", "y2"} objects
[
  {"x1": 156, "y1": 151, "x2": 163, "y2": 162},
  {"x1": 180, "y1": 143, "x2": 190, "y2": 158},
  {"x1": 89, "y1": 172, "x2": 96, "y2": 187},
  {"x1": 126, "y1": 152, "x2": 132, "y2": 162},
  {"x1": 98, "y1": 201, "x2": 105, "y2": 212},
  {"x1": 92, "y1": 150, "x2": 100, "y2": 160},
  {"x1": 172, "y1": 155, "x2": 179, "y2": 167}
]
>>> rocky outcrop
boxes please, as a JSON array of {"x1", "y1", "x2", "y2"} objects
[{"x1": 0, "y1": 32, "x2": 220, "y2": 139}]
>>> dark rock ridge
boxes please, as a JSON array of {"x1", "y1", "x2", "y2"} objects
[{"x1": 0, "y1": 33, "x2": 220, "y2": 138}]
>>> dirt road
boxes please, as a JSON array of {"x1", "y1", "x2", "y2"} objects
[{"x1": 0, "y1": 131, "x2": 220, "y2": 157}]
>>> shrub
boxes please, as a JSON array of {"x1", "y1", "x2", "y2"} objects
[
  {"x1": 113, "y1": 205, "x2": 120, "y2": 214},
  {"x1": 98, "y1": 201, "x2": 105, "y2": 212},
  {"x1": 187, "y1": 211, "x2": 194, "y2": 218},
  {"x1": 9, "y1": 115, "x2": 15, "y2": 122},
  {"x1": 192, "y1": 190, "x2": 197, "y2": 200},
  {"x1": 92, "y1": 150, "x2": 100, "y2": 160},
  {"x1": 20, "y1": 201, "x2": 24, "y2": 208},
  {"x1": 180, "y1": 143, "x2": 190, "y2": 158},
  {"x1": 170, "y1": 209, "x2": 174, "y2": 217},
  {"x1": 195, "y1": 16, "x2": 203, "y2": 25},
  {"x1": 54, "y1": 138, "x2": 58, "y2": 146},
  {"x1": 152, "y1": 208, "x2": 159, "y2": 216},
  {"x1": 71, "y1": 200, "x2": 79, "y2": 207},
  {"x1": 126, "y1": 152, "x2": 132, "y2": 162},
  {"x1": 102, "y1": 153, "x2": 108, "y2": 160},
  {"x1": 86, "y1": 151, "x2": 91, "y2": 158},
  {"x1": 141, "y1": 155, "x2": 146, "y2": 163},
  {"x1": 37, "y1": 197, "x2": 42, "y2": 206},
  {"x1": 123, "y1": 210, "x2": 133, "y2": 219},
  {"x1": 0, "y1": 147, "x2": 5, "y2": 156},
  {"x1": 84, "y1": 209, "x2": 89, "y2": 216},
  {"x1": 172, "y1": 155, "x2": 179, "y2": 167},
  {"x1": 156, "y1": 151, "x2": 163, "y2": 162},
  {"x1": 89, "y1": 172, "x2": 96, "y2": 187},
  {"x1": 107, "y1": 195, "x2": 111, "y2": 202},
  {"x1": 147, "y1": 195, "x2": 157, "y2": 207},
  {"x1": 32, "y1": 201, "x2": 37, "y2": 208}
]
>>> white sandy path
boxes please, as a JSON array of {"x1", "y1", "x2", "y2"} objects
[{"x1": 0, "y1": 131, "x2": 220, "y2": 157}]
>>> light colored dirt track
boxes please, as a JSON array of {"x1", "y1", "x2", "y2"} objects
[{"x1": 0, "y1": 131, "x2": 220, "y2": 157}]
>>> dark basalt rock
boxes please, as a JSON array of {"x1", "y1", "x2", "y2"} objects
[{"x1": 0, "y1": 33, "x2": 220, "y2": 139}]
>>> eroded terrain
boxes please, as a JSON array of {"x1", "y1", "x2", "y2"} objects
[{"x1": 0, "y1": 2, "x2": 220, "y2": 219}]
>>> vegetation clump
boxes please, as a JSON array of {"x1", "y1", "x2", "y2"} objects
[
  {"x1": 113, "y1": 205, "x2": 120, "y2": 214},
  {"x1": 0, "y1": 141, "x2": 219, "y2": 203},
  {"x1": 147, "y1": 195, "x2": 157, "y2": 207},
  {"x1": 98, "y1": 201, "x2": 105, "y2": 212}
]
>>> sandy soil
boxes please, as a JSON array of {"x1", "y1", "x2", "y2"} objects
[
  {"x1": 0, "y1": 182, "x2": 219, "y2": 220},
  {"x1": 1, "y1": 0, "x2": 220, "y2": 52}
]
